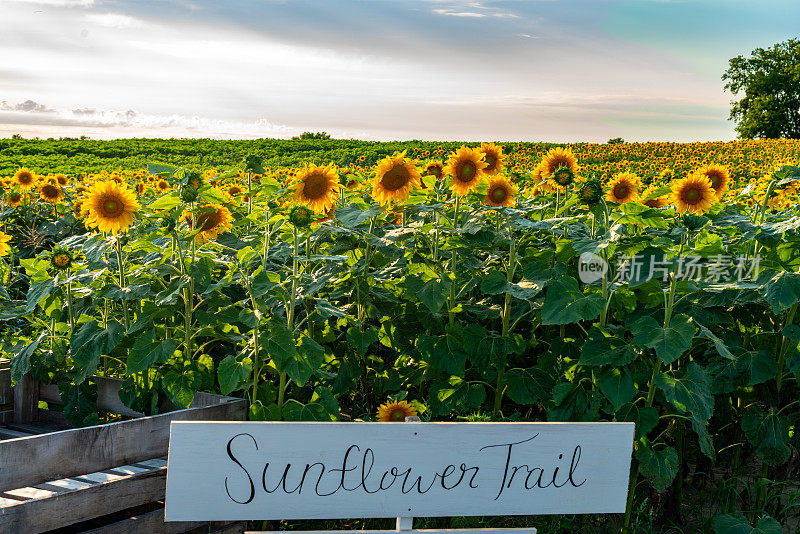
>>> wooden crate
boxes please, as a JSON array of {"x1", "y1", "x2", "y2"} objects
[{"x1": 0, "y1": 359, "x2": 249, "y2": 533}]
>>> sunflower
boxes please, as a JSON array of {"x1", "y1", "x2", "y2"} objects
[
  {"x1": 185, "y1": 171, "x2": 203, "y2": 190},
  {"x1": 39, "y1": 183, "x2": 63, "y2": 203},
  {"x1": 84, "y1": 181, "x2": 141, "y2": 235},
  {"x1": 371, "y1": 151, "x2": 422, "y2": 206},
  {"x1": 289, "y1": 163, "x2": 341, "y2": 213},
  {"x1": 578, "y1": 179, "x2": 603, "y2": 205},
  {"x1": 641, "y1": 185, "x2": 668, "y2": 208},
  {"x1": 552, "y1": 166, "x2": 575, "y2": 187},
  {"x1": 479, "y1": 142, "x2": 505, "y2": 176},
  {"x1": 530, "y1": 163, "x2": 555, "y2": 194},
  {"x1": 697, "y1": 164, "x2": 729, "y2": 199},
  {"x1": 289, "y1": 205, "x2": 314, "y2": 227},
  {"x1": 445, "y1": 146, "x2": 487, "y2": 196},
  {"x1": 605, "y1": 172, "x2": 639, "y2": 204},
  {"x1": 181, "y1": 203, "x2": 233, "y2": 242},
  {"x1": 377, "y1": 400, "x2": 418, "y2": 422},
  {"x1": 55, "y1": 174, "x2": 68, "y2": 186},
  {"x1": 50, "y1": 247, "x2": 74, "y2": 270},
  {"x1": 155, "y1": 179, "x2": 170, "y2": 193},
  {"x1": 540, "y1": 147, "x2": 578, "y2": 180},
  {"x1": 425, "y1": 162, "x2": 444, "y2": 180},
  {"x1": 671, "y1": 173, "x2": 715, "y2": 214},
  {"x1": 0, "y1": 231, "x2": 11, "y2": 256},
  {"x1": 73, "y1": 199, "x2": 86, "y2": 218},
  {"x1": 227, "y1": 184, "x2": 244, "y2": 197},
  {"x1": 484, "y1": 176, "x2": 517, "y2": 207},
  {"x1": 14, "y1": 168, "x2": 36, "y2": 191},
  {"x1": 6, "y1": 191, "x2": 23, "y2": 208}
]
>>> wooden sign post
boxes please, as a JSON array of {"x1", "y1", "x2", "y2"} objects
[{"x1": 165, "y1": 420, "x2": 634, "y2": 532}]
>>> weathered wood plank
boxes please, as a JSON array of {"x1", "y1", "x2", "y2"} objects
[
  {"x1": 212, "y1": 522, "x2": 248, "y2": 534},
  {"x1": 79, "y1": 506, "x2": 208, "y2": 534},
  {"x1": 13, "y1": 373, "x2": 37, "y2": 424},
  {"x1": 36, "y1": 408, "x2": 71, "y2": 428},
  {"x1": 39, "y1": 377, "x2": 146, "y2": 417},
  {"x1": 36, "y1": 382, "x2": 61, "y2": 405},
  {"x1": 0, "y1": 468, "x2": 166, "y2": 534},
  {"x1": 0, "y1": 427, "x2": 36, "y2": 440},
  {"x1": 2, "y1": 423, "x2": 51, "y2": 435},
  {"x1": 245, "y1": 530, "x2": 537, "y2": 534},
  {"x1": 40, "y1": 378, "x2": 227, "y2": 415},
  {"x1": 0, "y1": 397, "x2": 247, "y2": 492},
  {"x1": 3, "y1": 486, "x2": 58, "y2": 500},
  {"x1": 0, "y1": 363, "x2": 13, "y2": 424}
]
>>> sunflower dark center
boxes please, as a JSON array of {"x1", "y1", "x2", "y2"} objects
[
  {"x1": 381, "y1": 164, "x2": 410, "y2": 191},
  {"x1": 101, "y1": 196, "x2": 124, "y2": 217},
  {"x1": 196, "y1": 210, "x2": 222, "y2": 231},
  {"x1": 613, "y1": 184, "x2": 629, "y2": 199},
  {"x1": 18, "y1": 173, "x2": 33, "y2": 185},
  {"x1": 42, "y1": 185, "x2": 59, "y2": 198},
  {"x1": 54, "y1": 254, "x2": 70, "y2": 267},
  {"x1": 457, "y1": 161, "x2": 476, "y2": 183},
  {"x1": 302, "y1": 172, "x2": 328, "y2": 199},
  {"x1": 684, "y1": 188, "x2": 701, "y2": 204},
  {"x1": 391, "y1": 409, "x2": 405, "y2": 421},
  {"x1": 484, "y1": 154, "x2": 497, "y2": 171},
  {"x1": 708, "y1": 174, "x2": 720, "y2": 187},
  {"x1": 490, "y1": 186, "x2": 508, "y2": 203}
]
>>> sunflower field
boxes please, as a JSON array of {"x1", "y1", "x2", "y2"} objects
[{"x1": 2, "y1": 138, "x2": 800, "y2": 533}]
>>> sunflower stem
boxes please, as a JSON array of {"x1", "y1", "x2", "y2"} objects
[
  {"x1": 262, "y1": 206, "x2": 271, "y2": 269},
  {"x1": 246, "y1": 277, "x2": 261, "y2": 407},
  {"x1": 449, "y1": 195, "x2": 461, "y2": 326},
  {"x1": 493, "y1": 210, "x2": 516, "y2": 416},
  {"x1": 247, "y1": 171, "x2": 253, "y2": 216},
  {"x1": 277, "y1": 371, "x2": 287, "y2": 418},
  {"x1": 66, "y1": 281, "x2": 75, "y2": 338},
  {"x1": 183, "y1": 216, "x2": 196, "y2": 359},
  {"x1": 776, "y1": 301, "x2": 798, "y2": 394},
  {"x1": 115, "y1": 237, "x2": 130, "y2": 332},
  {"x1": 280, "y1": 224, "x2": 301, "y2": 420},
  {"x1": 624, "y1": 238, "x2": 684, "y2": 533},
  {"x1": 749, "y1": 179, "x2": 776, "y2": 276}
]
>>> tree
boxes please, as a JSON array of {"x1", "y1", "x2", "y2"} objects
[
  {"x1": 291, "y1": 131, "x2": 331, "y2": 140},
  {"x1": 722, "y1": 39, "x2": 800, "y2": 139}
]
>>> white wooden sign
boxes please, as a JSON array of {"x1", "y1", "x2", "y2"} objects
[{"x1": 165, "y1": 422, "x2": 634, "y2": 522}]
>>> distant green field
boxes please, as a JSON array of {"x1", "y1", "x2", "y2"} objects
[{"x1": 0, "y1": 137, "x2": 505, "y2": 175}]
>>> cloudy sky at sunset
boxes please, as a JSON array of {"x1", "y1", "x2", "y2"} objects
[{"x1": 1, "y1": 0, "x2": 798, "y2": 141}]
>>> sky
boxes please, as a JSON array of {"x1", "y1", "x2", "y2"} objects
[{"x1": 0, "y1": 0, "x2": 798, "y2": 142}]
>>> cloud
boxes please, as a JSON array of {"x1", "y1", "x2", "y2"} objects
[
  {"x1": 0, "y1": 102, "x2": 314, "y2": 139},
  {"x1": 0, "y1": 99, "x2": 54, "y2": 112},
  {"x1": 2, "y1": 0, "x2": 94, "y2": 6},
  {"x1": 432, "y1": 9, "x2": 486, "y2": 17},
  {"x1": 430, "y1": 1, "x2": 519, "y2": 19},
  {"x1": 84, "y1": 13, "x2": 145, "y2": 29}
]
